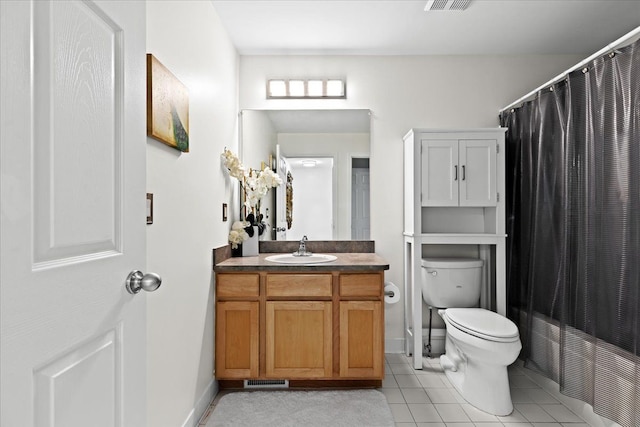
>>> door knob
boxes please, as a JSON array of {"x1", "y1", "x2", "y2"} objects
[{"x1": 126, "y1": 270, "x2": 162, "y2": 294}]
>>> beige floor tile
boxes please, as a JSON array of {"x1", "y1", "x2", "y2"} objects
[
  {"x1": 418, "y1": 374, "x2": 449, "y2": 388},
  {"x1": 525, "y1": 388, "x2": 560, "y2": 404},
  {"x1": 383, "y1": 374, "x2": 400, "y2": 388},
  {"x1": 425, "y1": 388, "x2": 459, "y2": 404},
  {"x1": 515, "y1": 403, "x2": 557, "y2": 422},
  {"x1": 511, "y1": 387, "x2": 535, "y2": 403},
  {"x1": 510, "y1": 375, "x2": 541, "y2": 389},
  {"x1": 540, "y1": 404, "x2": 584, "y2": 423},
  {"x1": 415, "y1": 423, "x2": 446, "y2": 427},
  {"x1": 408, "y1": 403, "x2": 443, "y2": 422},
  {"x1": 390, "y1": 403, "x2": 415, "y2": 423},
  {"x1": 401, "y1": 388, "x2": 431, "y2": 404},
  {"x1": 434, "y1": 403, "x2": 472, "y2": 422},
  {"x1": 396, "y1": 374, "x2": 424, "y2": 388},
  {"x1": 382, "y1": 387, "x2": 406, "y2": 403},
  {"x1": 498, "y1": 408, "x2": 530, "y2": 423},
  {"x1": 459, "y1": 403, "x2": 499, "y2": 422},
  {"x1": 392, "y1": 364, "x2": 419, "y2": 375}
]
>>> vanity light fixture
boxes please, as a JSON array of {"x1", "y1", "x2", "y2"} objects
[{"x1": 267, "y1": 79, "x2": 346, "y2": 99}]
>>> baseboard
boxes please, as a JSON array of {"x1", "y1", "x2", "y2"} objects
[
  {"x1": 182, "y1": 378, "x2": 218, "y2": 427},
  {"x1": 385, "y1": 337, "x2": 405, "y2": 354}
]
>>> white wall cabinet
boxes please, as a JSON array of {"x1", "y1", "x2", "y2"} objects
[
  {"x1": 403, "y1": 128, "x2": 506, "y2": 370},
  {"x1": 421, "y1": 139, "x2": 497, "y2": 207},
  {"x1": 421, "y1": 139, "x2": 498, "y2": 206}
]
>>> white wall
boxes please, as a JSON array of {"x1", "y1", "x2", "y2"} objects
[
  {"x1": 239, "y1": 110, "x2": 277, "y2": 237},
  {"x1": 146, "y1": 2, "x2": 238, "y2": 426},
  {"x1": 278, "y1": 133, "x2": 369, "y2": 239},
  {"x1": 239, "y1": 54, "x2": 583, "y2": 350}
]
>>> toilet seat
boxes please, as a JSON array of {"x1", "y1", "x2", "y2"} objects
[{"x1": 444, "y1": 308, "x2": 519, "y2": 343}]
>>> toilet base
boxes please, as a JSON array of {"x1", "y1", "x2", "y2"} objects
[{"x1": 440, "y1": 354, "x2": 513, "y2": 416}]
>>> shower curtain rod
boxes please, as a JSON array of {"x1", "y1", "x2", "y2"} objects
[{"x1": 499, "y1": 26, "x2": 640, "y2": 113}]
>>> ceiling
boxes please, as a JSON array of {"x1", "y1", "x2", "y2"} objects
[{"x1": 212, "y1": 0, "x2": 640, "y2": 56}]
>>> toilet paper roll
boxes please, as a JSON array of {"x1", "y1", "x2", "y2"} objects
[{"x1": 384, "y1": 282, "x2": 400, "y2": 304}]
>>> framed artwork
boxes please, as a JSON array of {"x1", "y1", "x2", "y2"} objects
[{"x1": 146, "y1": 54, "x2": 189, "y2": 152}]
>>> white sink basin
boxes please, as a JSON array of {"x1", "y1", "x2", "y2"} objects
[{"x1": 265, "y1": 254, "x2": 337, "y2": 264}]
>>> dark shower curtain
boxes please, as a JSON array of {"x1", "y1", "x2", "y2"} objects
[{"x1": 500, "y1": 38, "x2": 639, "y2": 427}]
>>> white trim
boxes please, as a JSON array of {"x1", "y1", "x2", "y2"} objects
[{"x1": 182, "y1": 379, "x2": 218, "y2": 427}]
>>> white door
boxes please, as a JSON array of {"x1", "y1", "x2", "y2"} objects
[
  {"x1": 351, "y1": 167, "x2": 370, "y2": 239},
  {"x1": 274, "y1": 145, "x2": 288, "y2": 240},
  {"x1": 421, "y1": 139, "x2": 459, "y2": 206},
  {"x1": 459, "y1": 139, "x2": 497, "y2": 206},
  {"x1": 1, "y1": 1, "x2": 148, "y2": 426}
]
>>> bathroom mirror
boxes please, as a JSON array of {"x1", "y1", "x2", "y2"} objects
[{"x1": 240, "y1": 109, "x2": 370, "y2": 241}]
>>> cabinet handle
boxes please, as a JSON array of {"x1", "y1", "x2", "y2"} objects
[
  {"x1": 454, "y1": 165, "x2": 458, "y2": 181},
  {"x1": 462, "y1": 165, "x2": 466, "y2": 181}
]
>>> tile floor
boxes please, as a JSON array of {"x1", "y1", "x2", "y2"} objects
[
  {"x1": 382, "y1": 353, "x2": 592, "y2": 426},
  {"x1": 199, "y1": 354, "x2": 603, "y2": 427}
]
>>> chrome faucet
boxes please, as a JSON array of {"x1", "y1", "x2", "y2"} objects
[{"x1": 294, "y1": 235, "x2": 311, "y2": 256}]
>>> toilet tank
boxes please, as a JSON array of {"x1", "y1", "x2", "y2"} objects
[{"x1": 421, "y1": 257, "x2": 483, "y2": 308}]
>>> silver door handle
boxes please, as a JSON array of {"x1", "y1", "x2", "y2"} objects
[
  {"x1": 273, "y1": 226, "x2": 286, "y2": 232},
  {"x1": 126, "y1": 270, "x2": 162, "y2": 294}
]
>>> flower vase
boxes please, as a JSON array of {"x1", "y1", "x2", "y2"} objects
[{"x1": 241, "y1": 226, "x2": 259, "y2": 257}]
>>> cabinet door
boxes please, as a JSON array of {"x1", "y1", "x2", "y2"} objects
[
  {"x1": 215, "y1": 301, "x2": 259, "y2": 379},
  {"x1": 340, "y1": 301, "x2": 383, "y2": 378},
  {"x1": 266, "y1": 301, "x2": 332, "y2": 378},
  {"x1": 421, "y1": 140, "x2": 458, "y2": 206},
  {"x1": 459, "y1": 139, "x2": 497, "y2": 206}
]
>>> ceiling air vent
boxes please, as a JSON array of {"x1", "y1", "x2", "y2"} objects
[{"x1": 424, "y1": 0, "x2": 472, "y2": 11}]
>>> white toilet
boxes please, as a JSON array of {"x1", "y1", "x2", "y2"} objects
[{"x1": 421, "y1": 257, "x2": 522, "y2": 416}]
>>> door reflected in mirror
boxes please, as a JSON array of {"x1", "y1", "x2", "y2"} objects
[{"x1": 240, "y1": 109, "x2": 370, "y2": 241}]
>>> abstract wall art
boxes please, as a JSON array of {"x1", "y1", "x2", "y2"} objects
[{"x1": 146, "y1": 54, "x2": 189, "y2": 152}]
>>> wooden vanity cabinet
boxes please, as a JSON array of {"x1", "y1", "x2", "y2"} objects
[
  {"x1": 339, "y1": 274, "x2": 384, "y2": 378},
  {"x1": 215, "y1": 270, "x2": 385, "y2": 382},
  {"x1": 266, "y1": 301, "x2": 333, "y2": 378},
  {"x1": 215, "y1": 274, "x2": 260, "y2": 378}
]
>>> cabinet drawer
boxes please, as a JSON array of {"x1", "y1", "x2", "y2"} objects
[
  {"x1": 340, "y1": 274, "x2": 382, "y2": 297},
  {"x1": 266, "y1": 274, "x2": 332, "y2": 297},
  {"x1": 217, "y1": 274, "x2": 260, "y2": 298}
]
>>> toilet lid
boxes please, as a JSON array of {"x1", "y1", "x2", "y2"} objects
[{"x1": 444, "y1": 308, "x2": 520, "y2": 343}]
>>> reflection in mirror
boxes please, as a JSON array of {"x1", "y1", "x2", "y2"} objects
[{"x1": 240, "y1": 109, "x2": 370, "y2": 241}]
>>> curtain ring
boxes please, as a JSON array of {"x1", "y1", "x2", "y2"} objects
[{"x1": 582, "y1": 67, "x2": 589, "y2": 74}]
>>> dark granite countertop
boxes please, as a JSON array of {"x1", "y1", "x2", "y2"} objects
[{"x1": 214, "y1": 252, "x2": 389, "y2": 273}]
